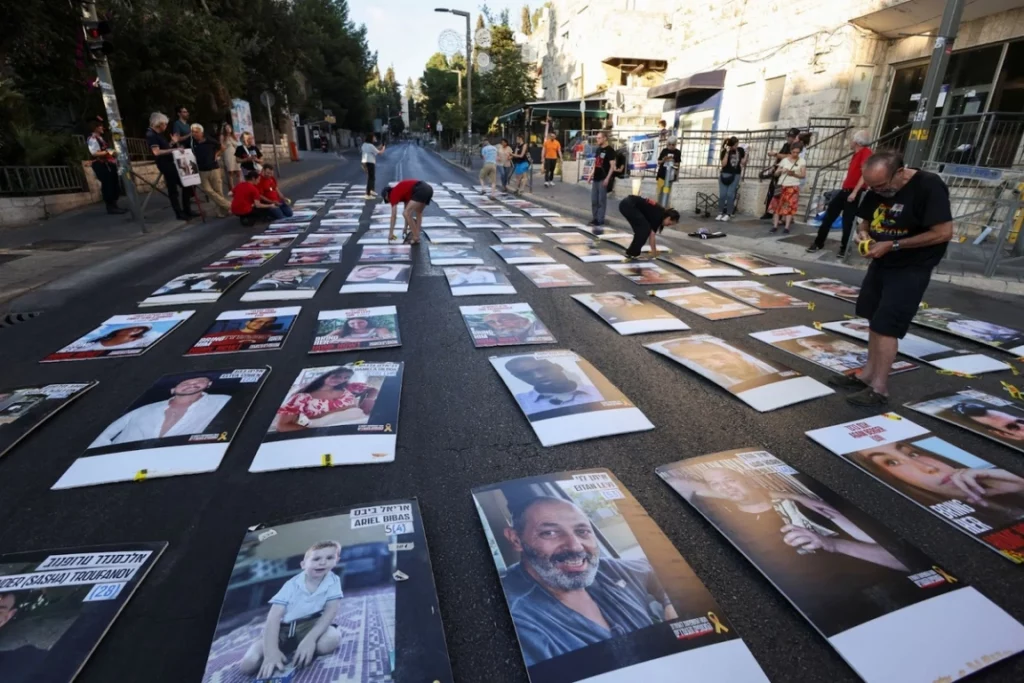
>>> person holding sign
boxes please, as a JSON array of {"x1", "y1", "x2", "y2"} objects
[{"x1": 382, "y1": 179, "x2": 433, "y2": 245}]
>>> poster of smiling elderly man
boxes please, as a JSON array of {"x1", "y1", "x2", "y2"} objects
[{"x1": 472, "y1": 469, "x2": 769, "y2": 683}]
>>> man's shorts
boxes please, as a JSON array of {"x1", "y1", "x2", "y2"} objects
[
  {"x1": 410, "y1": 181, "x2": 433, "y2": 205},
  {"x1": 480, "y1": 163, "x2": 497, "y2": 184},
  {"x1": 855, "y1": 262, "x2": 932, "y2": 338},
  {"x1": 278, "y1": 611, "x2": 323, "y2": 654}
]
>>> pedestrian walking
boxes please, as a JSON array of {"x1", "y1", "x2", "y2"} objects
[
  {"x1": 234, "y1": 132, "x2": 263, "y2": 175},
  {"x1": 542, "y1": 132, "x2": 561, "y2": 187},
  {"x1": 509, "y1": 134, "x2": 531, "y2": 195},
  {"x1": 172, "y1": 105, "x2": 191, "y2": 145},
  {"x1": 588, "y1": 130, "x2": 617, "y2": 230},
  {"x1": 830, "y1": 151, "x2": 953, "y2": 407},
  {"x1": 257, "y1": 165, "x2": 293, "y2": 218},
  {"x1": 361, "y1": 133, "x2": 385, "y2": 198},
  {"x1": 146, "y1": 112, "x2": 194, "y2": 221},
  {"x1": 618, "y1": 195, "x2": 680, "y2": 260},
  {"x1": 480, "y1": 139, "x2": 498, "y2": 194},
  {"x1": 768, "y1": 142, "x2": 805, "y2": 234},
  {"x1": 382, "y1": 179, "x2": 433, "y2": 245},
  {"x1": 231, "y1": 170, "x2": 285, "y2": 224},
  {"x1": 86, "y1": 120, "x2": 125, "y2": 214},
  {"x1": 190, "y1": 124, "x2": 231, "y2": 218},
  {"x1": 762, "y1": 128, "x2": 798, "y2": 219},
  {"x1": 220, "y1": 122, "x2": 241, "y2": 194},
  {"x1": 656, "y1": 136, "x2": 680, "y2": 201},
  {"x1": 657, "y1": 119, "x2": 669, "y2": 143},
  {"x1": 715, "y1": 136, "x2": 746, "y2": 222},
  {"x1": 497, "y1": 138, "x2": 513, "y2": 190},
  {"x1": 807, "y1": 130, "x2": 872, "y2": 256}
]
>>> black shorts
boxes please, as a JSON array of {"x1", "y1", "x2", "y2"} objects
[
  {"x1": 855, "y1": 262, "x2": 932, "y2": 338},
  {"x1": 410, "y1": 182, "x2": 433, "y2": 205}
]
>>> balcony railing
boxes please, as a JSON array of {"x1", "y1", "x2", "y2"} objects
[{"x1": 0, "y1": 165, "x2": 90, "y2": 196}]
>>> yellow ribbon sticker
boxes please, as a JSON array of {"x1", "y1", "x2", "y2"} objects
[
  {"x1": 217, "y1": 431, "x2": 228, "y2": 442},
  {"x1": 937, "y1": 370, "x2": 977, "y2": 379},
  {"x1": 919, "y1": 301, "x2": 929, "y2": 309},
  {"x1": 353, "y1": 360, "x2": 365, "y2": 366},
  {"x1": 646, "y1": 290, "x2": 657, "y2": 297},
  {"x1": 707, "y1": 612, "x2": 729, "y2": 634},
  {"x1": 321, "y1": 454, "x2": 333, "y2": 467},
  {"x1": 883, "y1": 413, "x2": 902, "y2": 421},
  {"x1": 932, "y1": 566, "x2": 958, "y2": 584},
  {"x1": 843, "y1": 314, "x2": 855, "y2": 319},
  {"x1": 812, "y1": 321, "x2": 822, "y2": 331},
  {"x1": 133, "y1": 469, "x2": 148, "y2": 482},
  {"x1": 1000, "y1": 549, "x2": 1024, "y2": 564},
  {"x1": 384, "y1": 423, "x2": 393, "y2": 433},
  {"x1": 1011, "y1": 365, "x2": 1020, "y2": 377},
  {"x1": 807, "y1": 302, "x2": 816, "y2": 311},
  {"x1": 1002, "y1": 382, "x2": 1024, "y2": 401},
  {"x1": 786, "y1": 280, "x2": 794, "y2": 287},
  {"x1": 796, "y1": 269, "x2": 806, "y2": 275}
]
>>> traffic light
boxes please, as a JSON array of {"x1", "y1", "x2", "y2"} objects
[
  {"x1": 82, "y1": 20, "x2": 113, "y2": 61},
  {"x1": 426, "y1": 122, "x2": 431, "y2": 131}
]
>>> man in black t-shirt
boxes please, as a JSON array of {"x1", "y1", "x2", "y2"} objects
[
  {"x1": 589, "y1": 131, "x2": 618, "y2": 231},
  {"x1": 618, "y1": 195, "x2": 680, "y2": 259},
  {"x1": 656, "y1": 137, "x2": 681, "y2": 202},
  {"x1": 831, "y1": 151, "x2": 953, "y2": 407}
]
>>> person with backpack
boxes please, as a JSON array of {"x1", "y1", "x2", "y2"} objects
[
  {"x1": 716, "y1": 136, "x2": 746, "y2": 222},
  {"x1": 589, "y1": 130, "x2": 618, "y2": 232}
]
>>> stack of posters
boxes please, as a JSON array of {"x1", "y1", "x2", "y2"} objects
[
  {"x1": 52, "y1": 369, "x2": 269, "y2": 488},
  {"x1": 425, "y1": 229, "x2": 473, "y2": 244},
  {"x1": 606, "y1": 262, "x2": 687, "y2": 286},
  {"x1": 792, "y1": 277, "x2": 860, "y2": 303},
  {"x1": 300, "y1": 233, "x2": 349, "y2": 247},
  {"x1": 240, "y1": 234, "x2": 296, "y2": 250},
  {"x1": 906, "y1": 389, "x2": 1024, "y2": 454},
  {"x1": 660, "y1": 254, "x2": 742, "y2": 278},
  {"x1": 444, "y1": 266, "x2": 516, "y2": 296},
  {"x1": 43, "y1": 311, "x2": 194, "y2": 362},
  {"x1": 200, "y1": 503, "x2": 454, "y2": 683},
  {"x1": 807, "y1": 414, "x2": 1024, "y2": 562},
  {"x1": 493, "y1": 230, "x2": 541, "y2": 244},
  {"x1": 490, "y1": 350, "x2": 654, "y2": 446},
  {"x1": 461, "y1": 217, "x2": 505, "y2": 229},
  {"x1": 140, "y1": 272, "x2": 246, "y2": 307},
  {"x1": 652, "y1": 287, "x2": 762, "y2": 321},
  {"x1": 206, "y1": 250, "x2": 279, "y2": 270},
  {"x1": 572, "y1": 293, "x2": 688, "y2": 335},
  {"x1": 429, "y1": 246, "x2": 484, "y2": 266},
  {"x1": 472, "y1": 469, "x2": 769, "y2": 682},
  {"x1": 250, "y1": 362, "x2": 403, "y2": 471},
  {"x1": 558, "y1": 244, "x2": 622, "y2": 263},
  {"x1": 360, "y1": 246, "x2": 412, "y2": 263},
  {"x1": 821, "y1": 318, "x2": 1011, "y2": 374},
  {"x1": 311, "y1": 307, "x2": 401, "y2": 353},
  {"x1": 646, "y1": 335, "x2": 833, "y2": 411},
  {"x1": 185, "y1": 307, "x2": 299, "y2": 355},
  {"x1": 750, "y1": 326, "x2": 917, "y2": 376},
  {"x1": 544, "y1": 232, "x2": 593, "y2": 245},
  {"x1": 0, "y1": 543, "x2": 166, "y2": 683},
  {"x1": 461, "y1": 303, "x2": 555, "y2": 348},
  {"x1": 517, "y1": 264, "x2": 592, "y2": 288},
  {"x1": 287, "y1": 248, "x2": 342, "y2": 265},
  {"x1": 0, "y1": 382, "x2": 96, "y2": 460},
  {"x1": 657, "y1": 450, "x2": 1024, "y2": 681},
  {"x1": 912, "y1": 308, "x2": 1024, "y2": 356},
  {"x1": 341, "y1": 264, "x2": 411, "y2": 293},
  {"x1": 708, "y1": 281, "x2": 808, "y2": 309},
  {"x1": 491, "y1": 245, "x2": 555, "y2": 265},
  {"x1": 240, "y1": 268, "x2": 328, "y2": 302},
  {"x1": 708, "y1": 252, "x2": 798, "y2": 276}
]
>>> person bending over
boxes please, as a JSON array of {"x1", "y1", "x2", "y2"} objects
[
  {"x1": 382, "y1": 179, "x2": 434, "y2": 245},
  {"x1": 618, "y1": 195, "x2": 680, "y2": 261},
  {"x1": 231, "y1": 171, "x2": 283, "y2": 225}
]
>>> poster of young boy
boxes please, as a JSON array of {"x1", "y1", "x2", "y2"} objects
[
  {"x1": 906, "y1": 389, "x2": 1024, "y2": 455},
  {"x1": 460, "y1": 303, "x2": 556, "y2": 348},
  {"x1": 749, "y1": 325, "x2": 917, "y2": 376},
  {"x1": 341, "y1": 264, "x2": 412, "y2": 293},
  {"x1": 42, "y1": 311, "x2": 194, "y2": 362},
  {"x1": 572, "y1": 292, "x2": 688, "y2": 335},
  {"x1": 0, "y1": 382, "x2": 96, "y2": 460},
  {"x1": 312, "y1": 307, "x2": 401, "y2": 353},
  {"x1": 185, "y1": 307, "x2": 299, "y2": 355}
]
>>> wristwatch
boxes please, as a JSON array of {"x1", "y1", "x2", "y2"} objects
[{"x1": 892, "y1": 240, "x2": 901, "y2": 251}]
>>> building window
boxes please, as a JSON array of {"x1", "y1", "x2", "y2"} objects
[
  {"x1": 759, "y1": 76, "x2": 785, "y2": 123},
  {"x1": 558, "y1": 83, "x2": 568, "y2": 100},
  {"x1": 620, "y1": 70, "x2": 630, "y2": 86},
  {"x1": 847, "y1": 66, "x2": 874, "y2": 115}
]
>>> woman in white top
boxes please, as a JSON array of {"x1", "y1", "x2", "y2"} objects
[
  {"x1": 220, "y1": 122, "x2": 241, "y2": 193},
  {"x1": 360, "y1": 134, "x2": 385, "y2": 198},
  {"x1": 769, "y1": 142, "x2": 806, "y2": 234}
]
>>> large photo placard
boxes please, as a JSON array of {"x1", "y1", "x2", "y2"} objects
[
  {"x1": 652, "y1": 286, "x2": 762, "y2": 321},
  {"x1": 460, "y1": 303, "x2": 556, "y2": 348},
  {"x1": 472, "y1": 469, "x2": 768, "y2": 683},
  {"x1": 43, "y1": 311, "x2": 194, "y2": 362},
  {"x1": 749, "y1": 325, "x2": 917, "y2": 376},
  {"x1": 492, "y1": 245, "x2": 556, "y2": 265},
  {"x1": 707, "y1": 252, "x2": 798, "y2": 276},
  {"x1": 906, "y1": 389, "x2": 1024, "y2": 455},
  {"x1": 429, "y1": 246, "x2": 484, "y2": 265},
  {"x1": 912, "y1": 307, "x2": 1024, "y2": 356},
  {"x1": 792, "y1": 278, "x2": 860, "y2": 303},
  {"x1": 205, "y1": 250, "x2": 279, "y2": 270},
  {"x1": 606, "y1": 262, "x2": 686, "y2": 286},
  {"x1": 443, "y1": 266, "x2": 516, "y2": 296},
  {"x1": 558, "y1": 244, "x2": 622, "y2": 263},
  {"x1": 516, "y1": 264, "x2": 591, "y2": 289},
  {"x1": 288, "y1": 248, "x2": 343, "y2": 266},
  {"x1": 240, "y1": 268, "x2": 329, "y2": 302},
  {"x1": 311, "y1": 306, "x2": 401, "y2": 354},
  {"x1": 0, "y1": 382, "x2": 96, "y2": 460},
  {"x1": 341, "y1": 264, "x2": 411, "y2": 293},
  {"x1": 140, "y1": 272, "x2": 246, "y2": 307},
  {"x1": 657, "y1": 450, "x2": 1024, "y2": 682},
  {"x1": 185, "y1": 307, "x2": 299, "y2": 355},
  {"x1": 660, "y1": 254, "x2": 742, "y2": 278},
  {"x1": 707, "y1": 280, "x2": 808, "y2": 309},
  {"x1": 572, "y1": 292, "x2": 688, "y2": 335}
]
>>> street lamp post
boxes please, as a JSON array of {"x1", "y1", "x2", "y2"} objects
[{"x1": 435, "y1": 8, "x2": 471, "y2": 144}]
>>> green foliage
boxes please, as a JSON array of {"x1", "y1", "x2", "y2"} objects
[
  {"x1": 472, "y1": 24, "x2": 536, "y2": 134},
  {"x1": 520, "y1": 6, "x2": 532, "y2": 35}
]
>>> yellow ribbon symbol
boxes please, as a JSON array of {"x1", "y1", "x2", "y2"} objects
[
  {"x1": 707, "y1": 612, "x2": 729, "y2": 634},
  {"x1": 932, "y1": 566, "x2": 958, "y2": 584},
  {"x1": 133, "y1": 469, "x2": 148, "y2": 482},
  {"x1": 796, "y1": 269, "x2": 806, "y2": 275},
  {"x1": 217, "y1": 432, "x2": 228, "y2": 442},
  {"x1": 807, "y1": 302, "x2": 816, "y2": 311},
  {"x1": 353, "y1": 360, "x2": 365, "y2": 366},
  {"x1": 786, "y1": 280, "x2": 794, "y2": 287},
  {"x1": 1011, "y1": 365, "x2": 1020, "y2": 377},
  {"x1": 883, "y1": 413, "x2": 902, "y2": 421},
  {"x1": 1002, "y1": 382, "x2": 1023, "y2": 401},
  {"x1": 919, "y1": 301, "x2": 930, "y2": 310},
  {"x1": 384, "y1": 423, "x2": 393, "y2": 433},
  {"x1": 812, "y1": 321, "x2": 823, "y2": 331},
  {"x1": 321, "y1": 454, "x2": 333, "y2": 467},
  {"x1": 843, "y1": 314, "x2": 855, "y2": 319},
  {"x1": 937, "y1": 370, "x2": 977, "y2": 379}
]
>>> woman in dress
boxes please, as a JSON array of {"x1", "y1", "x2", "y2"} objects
[
  {"x1": 220, "y1": 122, "x2": 241, "y2": 193},
  {"x1": 768, "y1": 142, "x2": 805, "y2": 234},
  {"x1": 274, "y1": 367, "x2": 378, "y2": 431}
]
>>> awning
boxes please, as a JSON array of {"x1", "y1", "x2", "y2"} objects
[
  {"x1": 647, "y1": 69, "x2": 726, "y2": 99},
  {"x1": 851, "y1": 0, "x2": 1024, "y2": 38},
  {"x1": 601, "y1": 57, "x2": 668, "y2": 70},
  {"x1": 497, "y1": 98, "x2": 608, "y2": 123}
]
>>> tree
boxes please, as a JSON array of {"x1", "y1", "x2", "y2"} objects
[
  {"x1": 520, "y1": 6, "x2": 532, "y2": 35},
  {"x1": 472, "y1": 24, "x2": 535, "y2": 134}
]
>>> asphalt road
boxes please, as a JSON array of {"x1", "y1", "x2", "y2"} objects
[{"x1": 2, "y1": 142, "x2": 1023, "y2": 682}]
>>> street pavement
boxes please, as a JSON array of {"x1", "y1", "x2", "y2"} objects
[{"x1": 1, "y1": 142, "x2": 1023, "y2": 682}]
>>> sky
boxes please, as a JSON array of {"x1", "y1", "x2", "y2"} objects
[{"x1": 349, "y1": 1, "x2": 527, "y2": 91}]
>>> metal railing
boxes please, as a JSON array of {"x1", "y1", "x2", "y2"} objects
[
  {"x1": 0, "y1": 165, "x2": 90, "y2": 196},
  {"x1": 72, "y1": 134, "x2": 152, "y2": 161}
]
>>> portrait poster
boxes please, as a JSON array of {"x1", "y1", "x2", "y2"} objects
[
  {"x1": 558, "y1": 244, "x2": 623, "y2": 263},
  {"x1": 424, "y1": 229, "x2": 473, "y2": 244},
  {"x1": 341, "y1": 264, "x2": 411, "y2": 293},
  {"x1": 326, "y1": 207, "x2": 362, "y2": 216},
  {"x1": 544, "y1": 233, "x2": 594, "y2": 246},
  {"x1": 360, "y1": 246, "x2": 412, "y2": 263},
  {"x1": 42, "y1": 311, "x2": 193, "y2": 362},
  {"x1": 606, "y1": 263, "x2": 687, "y2": 286},
  {"x1": 906, "y1": 389, "x2": 1024, "y2": 455},
  {"x1": 912, "y1": 308, "x2": 1024, "y2": 356},
  {"x1": 419, "y1": 217, "x2": 459, "y2": 228},
  {"x1": 315, "y1": 224, "x2": 359, "y2": 235},
  {"x1": 490, "y1": 350, "x2": 654, "y2": 446},
  {"x1": 294, "y1": 200, "x2": 326, "y2": 209},
  {"x1": 446, "y1": 208, "x2": 480, "y2": 217},
  {"x1": 460, "y1": 303, "x2": 556, "y2": 348},
  {"x1": 240, "y1": 234, "x2": 297, "y2": 251},
  {"x1": 806, "y1": 413, "x2": 1024, "y2": 563},
  {"x1": 200, "y1": 502, "x2": 453, "y2": 683},
  {"x1": 205, "y1": 250, "x2": 280, "y2": 270},
  {"x1": 140, "y1": 271, "x2": 246, "y2": 307},
  {"x1": 358, "y1": 232, "x2": 395, "y2": 245},
  {"x1": 311, "y1": 306, "x2": 401, "y2": 354},
  {"x1": 707, "y1": 280, "x2": 808, "y2": 309},
  {"x1": 792, "y1": 278, "x2": 860, "y2": 303},
  {"x1": 821, "y1": 318, "x2": 1010, "y2": 375},
  {"x1": 250, "y1": 362, "x2": 403, "y2": 471},
  {"x1": 645, "y1": 335, "x2": 833, "y2": 411},
  {"x1": 319, "y1": 218, "x2": 360, "y2": 228},
  {"x1": 299, "y1": 233, "x2": 350, "y2": 247},
  {"x1": 707, "y1": 252, "x2": 798, "y2": 276},
  {"x1": 185, "y1": 307, "x2": 299, "y2": 355},
  {"x1": 522, "y1": 207, "x2": 559, "y2": 217},
  {"x1": 52, "y1": 368, "x2": 268, "y2": 489},
  {"x1": 652, "y1": 286, "x2": 762, "y2": 321},
  {"x1": 572, "y1": 292, "x2": 688, "y2": 335},
  {"x1": 275, "y1": 210, "x2": 317, "y2": 221},
  {"x1": 493, "y1": 230, "x2": 542, "y2": 244},
  {"x1": 171, "y1": 148, "x2": 200, "y2": 187},
  {"x1": 749, "y1": 326, "x2": 917, "y2": 376},
  {"x1": 0, "y1": 542, "x2": 166, "y2": 683},
  {"x1": 502, "y1": 218, "x2": 546, "y2": 229},
  {"x1": 657, "y1": 450, "x2": 1024, "y2": 682},
  {"x1": 0, "y1": 383, "x2": 96, "y2": 460},
  {"x1": 491, "y1": 245, "x2": 556, "y2": 265},
  {"x1": 483, "y1": 208, "x2": 520, "y2": 218},
  {"x1": 472, "y1": 469, "x2": 769, "y2": 683},
  {"x1": 444, "y1": 266, "x2": 516, "y2": 296},
  {"x1": 517, "y1": 264, "x2": 591, "y2": 289},
  {"x1": 429, "y1": 246, "x2": 484, "y2": 266},
  {"x1": 288, "y1": 248, "x2": 343, "y2": 266},
  {"x1": 659, "y1": 255, "x2": 742, "y2": 278},
  {"x1": 369, "y1": 218, "x2": 404, "y2": 231},
  {"x1": 602, "y1": 236, "x2": 672, "y2": 254},
  {"x1": 545, "y1": 216, "x2": 589, "y2": 229},
  {"x1": 240, "y1": 269, "x2": 328, "y2": 302},
  {"x1": 460, "y1": 217, "x2": 505, "y2": 229},
  {"x1": 230, "y1": 97, "x2": 253, "y2": 134},
  {"x1": 264, "y1": 221, "x2": 311, "y2": 234},
  {"x1": 576, "y1": 226, "x2": 630, "y2": 239}
]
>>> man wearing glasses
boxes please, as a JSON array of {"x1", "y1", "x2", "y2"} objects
[{"x1": 828, "y1": 150, "x2": 953, "y2": 407}]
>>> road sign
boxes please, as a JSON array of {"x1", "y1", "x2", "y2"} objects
[{"x1": 260, "y1": 91, "x2": 275, "y2": 108}]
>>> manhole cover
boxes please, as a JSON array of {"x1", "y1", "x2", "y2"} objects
[
  {"x1": 24, "y1": 239, "x2": 89, "y2": 251},
  {"x1": 0, "y1": 254, "x2": 26, "y2": 265},
  {"x1": 0, "y1": 311, "x2": 42, "y2": 328}
]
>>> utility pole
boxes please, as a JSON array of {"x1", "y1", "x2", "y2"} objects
[
  {"x1": 435, "y1": 8, "x2": 472, "y2": 143},
  {"x1": 260, "y1": 91, "x2": 280, "y2": 176}
]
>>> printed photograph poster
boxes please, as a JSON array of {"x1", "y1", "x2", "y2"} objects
[
  {"x1": 708, "y1": 280, "x2": 808, "y2": 309},
  {"x1": 0, "y1": 383, "x2": 96, "y2": 460},
  {"x1": 461, "y1": 217, "x2": 506, "y2": 229},
  {"x1": 444, "y1": 266, "x2": 516, "y2": 296},
  {"x1": 140, "y1": 271, "x2": 246, "y2": 307},
  {"x1": 544, "y1": 232, "x2": 594, "y2": 245},
  {"x1": 490, "y1": 350, "x2": 654, "y2": 446},
  {"x1": 294, "y1": 200, "x2": 326, "y2": 208},
  {"x1": 912, "y1": 308, "x2": 1024, "y2": 356},
  {"x1": 0, "y1": 542, "x2": 166, "y2": 683},
  {"x1": 460, "y1": 303, "x2": 556, "y2": 348},
  {"x1": 821, "y1": 318, "x2": 1010, "y2": 375},
  {"x1": 312, "y1": 306, "x2": 401, "y2": 354},
  {"x1": 573, "y1": 292, "x2": 689, "y2": 335},
  {"x1": 359, "y1": 246, "x2": 412, "y2": 263},
  {"x1": 319, "y1": 218, "x2": 360, "y2": 228},
  {"x1": 315, "y1": 225, "x2": 359, "y2": 235},
  {"x1": 749, "y1": 326, "x2": 917, "y2": 376},
  {"x1": 492, "y1": 245, "x2": 556, "y2": 265},
  {"x1": 545, "y1": 216, "x2": 589, "y2": 229},
  {"x1": 517, "y1": 264, "x2": 592, "y2": 289},
  {"x1": 652, "y1": 286, "x2": 762, "y2": 321},
  {"x1": 792, "y1": 278, "x2": 861, "y2": 303},
  {"x1": 200, "y1": 502, "x2": 453, "y2": 683},
  {"x1": 646, "y1": 335, "x2": 833, "y2": 411},
  {"x1": 446, "y1": 208, "x2": 479, "y2": 217},
  {"x1": 558, "y1": 244, "x2": 622, "y2": 263},
  {"x1": 806, "y1": 413, "x2": 1024, "y2": 563},
  {"x1": 250, "y1": 362, "x2": 403, "y2": 471},
  {"x1": 483, "y1": 208, "x2": 520, "y2": 218},
  {"x1": 471, "y1": 469, "x2": 769, "y2": 683},
  {"x1": 240, "y1": 234, "x2": 297, "y2": 251},
  {"x1": 288, "y1": 248, "x2": 343, "y2": 266},
  {"x1": 172, "y1": 148, "x2": 200, "y2": 186},
  {"x1": 659, "y1": 255, "x2": 742, "y2": 278},
  {"x1": 606, "y1": 263, "x2": 687, "y2": 286},
  {"x1": 275, "y1": 210, "x2": 317, "y2": 221},
  {"x1": 264, "y1": 221, "x2": 311, "y2": 234},
  {"x1": 576, "y1": 226, "x2": 630, "y2": 239},
  {"x1": 906, "y1": 389, "x2": 1024, "y2": 455},
  {"x1": 341, "y1": 264, "x2": 411, "y2": 294},
  {"x1": 522, "y1": 207, "x2": 559, "y2": 217},
  {"x1": 429, "y1": 246, "x2": 484, "y2": 266},
  {"x1": 326, "y1": 207, "x2": 362, "y2": 215},
  {"x1": 603, "y1": 236, "x2": 671, "y2": 254},
  {"x1": 240, "y1": 269, "x2": 329, "y2": 302},
  {"x1": 424, "y1": 229, "x2": 473, "y2": 244},
  {"x1": 43, "y1": 311, "x2": 194, "y2": 362},
  {"x1": 707, "y1": 252, "x2": 798, "y2": 276},
  {"x1": 656, "y1": 450, "x2": 1024, "y2": 682},
  {"x1": 493, "y1": 230, "x2": 542, "y2": 244},
  {"x1": 205, "y1": 250, "x2": 280, "y2": 270},
  {"x1": 419, "y1": 217, "x2": 459, "y2": 228},
  {"x1": 502, "y1": 218, "x2": 546, "y2": 229},
  {"x1": 186, "y1": 307, "x2": 299, "y2": 355},
  {"x1": 358, "y1": 232, "x2": 395, "y2": 245},
  {"x1": 300, "y1": 233, "x2": 350, "y2": 247}
]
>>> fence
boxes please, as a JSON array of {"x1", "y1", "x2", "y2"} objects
[
  {"x1": 0, "y1": 165, "x2": 89, "y2": 196},
  {"x1": 72, "y1": 134, "x2": 152, "y2": 161}
]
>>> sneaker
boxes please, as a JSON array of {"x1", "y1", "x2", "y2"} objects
[
  {"x1": 806, "y1": 244, "x2": 822, "y2": 253},
  {"x1": 622, "y1": 255, "x2": 640, "y2": 262},
  {"x1": 721, "y1": 214, "x2": 731, "y2": 222},
  {"x1": 586, "y1": 220, "x2": 599, "y2": 226},
  {"x1": 783, "y1": 228, "x2": 790, "y2": 234},
  {"x1": 714, "y1": 214, "x2": 724, "y2": 222},
  {"x1": 592, "y1": 226, "x2": 604, "y2": 236},
  {"x1": 769, "y1": 227, "x2": 778, "y2": 234}
]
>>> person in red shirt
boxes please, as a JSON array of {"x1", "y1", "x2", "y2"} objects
[
  {"x1": 232, "y1": 170, "x2": 283, "y2": 225},
  {"x1": 257, "y1": 165, "x2": 293, "y2": 218},
  {"x1": 807, "y1": 130, "x2": 872, "y2": 257},
  {"x1": 381, "y1": 179, "x2": 434, "y2": 244}
]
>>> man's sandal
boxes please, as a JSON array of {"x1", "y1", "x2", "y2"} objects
[{"x1": 845, "y1": 387, "x2": 889, "y2": 407}]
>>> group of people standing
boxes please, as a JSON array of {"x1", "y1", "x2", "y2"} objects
[{"x1": 477, "y1": 136, "x2": 531, "y2": 195}]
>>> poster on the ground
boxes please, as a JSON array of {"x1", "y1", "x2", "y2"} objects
[
  {"x1": 792, "y1": 278, "x2": 860, "y2": 303},
  {"x1": 652, "y1": 286, "x2": 762, "y2": 321},
  {"x1": 606, "y1": 262, "x2": 687, "y2": 286},
  {"x1": 429, "y1": 246, "x2": 484, "y2": 265},
  {"x1": 572, "y1": 292, "x2": 688, "y2": 335},
  {"x1": 264, "y1": 222, "x2": 311, "y2": 234},
  {"x1": 660, "y1": 254, "x2": 742, "y2": 278},
  {"x1": 340, "y1": 264, "x2": 411, "y2": 293},
  {"x1": 461, "y1": 217, "x2": 505, "y2": 229},
  {"x1": 912, "y1": 308, "x2": 1024, "y2": 356},
  {"x1": 493, "y1": 230, "x2": 542, "y2": 244},
  {"x1": 420, "y1": 217, "x2": 459, "y2": 228},
  {"x1": 517, "y1": 264, "x2": 592, "y2": 288},
  {"x1": 205, "y1": 250, "x2": 280, "y2": 270},
  {"x1": 360, "y1": 245, "x2": 412, "y2": 263},
  {"x1": 490, "y1": 350, "x2": 654, "y2": 446},
  {"x1": 521, "y1": 207, "x2": 559, "y2": 217},
  {"x1": 185, "y1": 307, "x2": 299, "y2": 355},
  {"x1": 444, "y1": 266, "x2": 516, "y2": 296},
  {"x1": 358, "y1": 232, "x2": 395, "y2": 245},
  {"x1": 240, "y1": 234, "x2": 297, "y2": 250},
  {"x1": 319, "y1": 218, "x2": 360, "y2": 228},
  {"x1": 502, "y1": 218, "x2": 545, "y2": 229},
  {"x1": 544, "y1": 232, "x2": 593, "y2": 245},
  {"x1": 424, "y1": 229, "x2": 473, "y2": 244},
  {"x1": 288, "y1": 248, "x2": 343, "y2": 265},
  {"x1": 240, "y1": 268, "x2": 328, "y2": 302},
  {"x1": 461, "y1": 303, "x2": 556, "y2": 348},
  {"x1": 274, "y1": 210, "x2": 317, "y2": 221},
  {"x1": 807, "y1": 413, "x2": 1024, "y2": 563},
  {"x1": 657, "y1": 449, "x2": 1024, "y2": 682},
  {"x1": 821, "y1": 318, "x2": 1011, "y2": 375},
  {"x1": 545, "y1": 216, "x2": 589, "y2": 229},
  {"x1": 906, "y1": 389, "x2": 1024, "y2": 455},
  {"x1": 603, "y1": 236, "x2": 672, "y2": 254},
  {"x1": 446, "y1": 208, "x2": 479, "y2": 217},
  {"x1": 200, "y1": 501, "x2": 453, "y2": 683},
  {"x1": 708, "y1": 280, "x2": 808, "y2": 309},
  {"x1": 646, "y1": 335, "x2": 833, "y2": 411},
  {"x1": 558, "y1": 244, "x2": 623, "y2": 263},
  {"x1": 472, "y1": 469, "x2": 769, "y2": 683},
  {"x1": 483, "y1": 208, "x2": 519, "y2": 218},
  {"x1": 311, "y1": 307, "x2": 401, "y2": 354},
  {"x1": 140, "y1": 272, "x2": 246, "y2": 307},
  {"x1": 52, "y1": 368, "x2": 268, "y2": 489},
  {"x1": 750, "y1": 326, "x2": 917, "y2": 376},
  {"x1": 0, "y1": 542, "x2": 166, "y2": 683},
  {"x1": 0, "y1": 382, "x2": 96, "y2": 460},
  {"x1": 43, "y1": 311, "x2": 193, "y2": 362},
  {"x1": 707, "y1": 252, "x2": 798, "y2": 276},
  {"x1": 491, "y1": 245, "x2": 555, "y2": 265},
  {"x1": 300, "y1": 233, "x2": 350, "y2": 247},
  {"x1": 250, "y1": 362, "x2": 403, "y2": 471}
]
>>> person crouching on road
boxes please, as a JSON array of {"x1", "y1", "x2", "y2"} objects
[
  {"x1": 232, "y1": 170, "x2": 284, "y2": 225},
  {"x1": 618, "y1": 195, "x2": 680, "y2": 261},
  {"x1": 382, "y1": 179, "x2": 433, "y2": 245},
  {"x1": 257, "y1": 165, "x2": 293, "y2": 218}
]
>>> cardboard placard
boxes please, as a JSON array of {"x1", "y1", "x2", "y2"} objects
[
  {"x1": 517, "y1": 264, "x2": 592, "y2": 289},
  {"x1": 906, "y1": 389, "x2": 1024, "y2": 455},
  {"x1": 659, "y1": 254, "x2": 742, "y2": 278},
  {"x1": 707, "y1": 280, "x2": 808, "y2": 309},
  {"x1": 443, "y1": 266, "x2": 516, "y2": 296},
  {"x1": 912, "y1": 308, "x2": 1024, "y2": 356},
  {"x1": 340, "y1": 264, "x2": 411, "y2": 293},
  {"x1": 652, "y1": 286, "x2": 762, "y2": 321},
  {"x1": 205, "y1": 250, "x2": 279, "y2": 270},
  {"x1": 707, "y1": 252, "x2": 798, "y2": 276},
  {"x1": 0, "y1": 382, "x2": 96, "y2": 460},
  {"x1": 185, "y1": 307, "x2": 299, "y2": 355},
  {"x1": 572, "y1": 292, "x2": 689, "y2": 335},
  {"x1": 43, "y1": 311, "x2": 193, "y2": 362},
  {"x1": 749, "y1": 325, "x2": 917, "y2": 376},
  {"x1": 140, "y1": 272, "x2": 246, "y2": 307},
  {"x1": 311, "y1": 306, "x2": 401, "y2": 354},
  {"x1": 240, "y1": 268, "x2": 328, "y2": 302},
  {"x1": 606, "y1": 263, "x2": 687, "y2": 286},
  {"x1": 461, "y1": 303, "x2": 556, "y2": 348}
]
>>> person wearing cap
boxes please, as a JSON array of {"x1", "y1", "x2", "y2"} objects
[
  {"x1": 86, "y1": 120, "x2": 126, "y2": 214},
  {"x1": 762, "y1": 128, "x2": 800, "y2": 220},
  {"x1": 655, "y1": 137, "x2": 680, "y2": 201}
]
